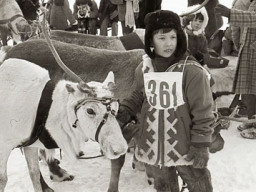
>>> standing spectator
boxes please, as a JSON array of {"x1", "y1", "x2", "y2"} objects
[
  {"x1": 117, "y1": 10, "x2": 214, "y2": 192},
  {"x1": 47, "y1": 0, "x2": 77, "y2": 30},
  {"x1": 111, "y1": 0, "x2": 140, "y2": 35},
  {"x1": 231, "y1": 0, "x2": 251, "y2": 51},
  {"x1": 182, "y1": 6, "x2": 209, "y2": 66},
  {"x1": 73, "y1": 0, "x2": 99, "y2": 34},
  {"x1": 228, "y1": 0, "x2": 251, "y2": 118},
  {"x1": 215, "y1": 1, "x2": 256, "y2": 138},
  {"x1": 135, "y1": 0, "x2": 162, "y2": 29},
  {"x1": 98, "y1": 0, "x2": 118, "y2": 36}
]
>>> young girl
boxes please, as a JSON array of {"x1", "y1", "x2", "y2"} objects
[
  {"x1": 183, "y1": 6, "x2": 209, "y2": 66},
  {"x1": 118, "y1": 10, "x2": 214, "y2": 192}
]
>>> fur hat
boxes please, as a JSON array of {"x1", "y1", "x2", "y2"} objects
[{"x1": 144, "y1": 10, "x2": 187, "y2": 59}]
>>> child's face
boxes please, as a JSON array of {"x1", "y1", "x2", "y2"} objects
[
  {"x1": 191, "y1": 18, "x2": 203, "y2": 31},
  {"x1": 152, "y1": 29, "x2": 177, "y2": 58}
]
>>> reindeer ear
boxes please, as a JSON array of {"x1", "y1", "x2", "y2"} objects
[
  {"x1": 108, "y1": 82, "x2": 117, "y2": 91},
  {"x1": 103, "y1": 71, "x2": 115, "y2": 86},
  {"x1": 66, "y1": 84, "x2": 75, "y2": 93}
]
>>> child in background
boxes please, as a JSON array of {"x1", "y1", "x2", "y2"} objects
[
  {"x1": 73, "y1": 0, "x2": 99, "y2": 34},
  {"x1": 117, "y1": 10, "x2": 214, "y2": 192},
  {"x1": 182, "y1": 6, "x2": 210, "y2": 66}
]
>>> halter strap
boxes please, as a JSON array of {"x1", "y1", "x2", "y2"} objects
[
  {"x1": 95, "y1": 113, "x2": 109, "y2": 142},
  {"x1": 0, "y1": 14, "x2": 24, "y2": 25},
  {"x1": 73, "y1": 97, "x2": 119, "y2": 143}
]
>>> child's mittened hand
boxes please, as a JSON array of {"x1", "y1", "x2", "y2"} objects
[
  {"x1": 185, "y1": 146, "x2": 209, "y2": 168},
  {"x1": 117, "y1": 106, "x2": 132, "y2": 124},
  {"x1": 194, "y1": 51, "x2": 204, "y2": 65}
]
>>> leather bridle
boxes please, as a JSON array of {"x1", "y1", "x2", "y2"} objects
[
  {"x1": 0, "y1": 14, "x2": 32, "y2": 37},
  {"x1": 72, "y1": 97, "x2": 119, "y2": 143}
]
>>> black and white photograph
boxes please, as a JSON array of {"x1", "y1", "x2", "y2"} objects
[{"x1": 0, "y1": 0, "x2": 256, "y2": 191}]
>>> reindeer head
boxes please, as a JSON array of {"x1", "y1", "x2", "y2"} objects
[
  {"x1": 47, "y1": 72, "x2": 128, "y2": 160},
  {"x1": 74, "y1": 72, "x2": 127, "y2": 159}
]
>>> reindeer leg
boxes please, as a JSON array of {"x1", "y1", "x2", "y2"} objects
[
  {"x1": 0, "y1": 149, "x2": 11, "y2": 192},
  {"x1": 0, "y1": 29, "x2": 8, "y2": 46},
  {"x1": 40, "y1": 172, "x2": 54, "y2": 192},
  {"x1": 107, "y1": 121, "x2": 138, "y2": 192},
  {"x1": 108, "y1": 155, "x2": 125, "y2": 192},
  {"x1": 40, "y1": 149, "x2": 74, "y2": 182},
  {"x1": 24, "y1": 147, "x2": 44, "y2": 192}
]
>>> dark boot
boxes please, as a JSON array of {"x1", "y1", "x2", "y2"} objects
[
  {"x1": 144, "y1": 165, "x2": 180, "y2": 192},
  {"x1": 177, "y1": 166, "x2": 213, "y2": 192}
]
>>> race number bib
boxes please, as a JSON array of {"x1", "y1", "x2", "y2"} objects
[{"x1": 144, "y1": 72, "x2": 185, "y2": 110}]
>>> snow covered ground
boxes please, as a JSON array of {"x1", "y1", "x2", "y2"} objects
[{"x1": 4, "y1": 119, "x2": 256, "y2": 192}]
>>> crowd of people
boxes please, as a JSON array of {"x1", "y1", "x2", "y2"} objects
[
  {"x1": 45, "y1": 0, "x2": 162, "y2": 36},
  {"x1": 40, "y1": 0, "x2": 256, "y2": 191}
]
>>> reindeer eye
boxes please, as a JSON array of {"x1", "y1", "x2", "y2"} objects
[{"x1": 87, "y1": 108, "x2": 96, "y2": 115}]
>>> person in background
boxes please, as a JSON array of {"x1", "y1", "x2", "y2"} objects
[
  {"x1": 226, "y1": 0, "x2": 251, "y2": 118},
  {"x1": 73, "y1": 0, "x2": 99, "y2": 34},
  {"x1": 231, "y1": 0, "x2": 251, "y2": 51},
  {"x1": 215, "y1": 1, "x2": 256, "y2": 139},
  {"x1": 98, "y1": 0, "x2": 118, "y2": 36},
  {"x1": 182, "y1": 6, "x2": 209, "y2": 66},
  {"x1": 117, "y1": 10, "x2": 214, "y2": 192},
  {"x1": 47, "y1": 0, "x2": 78, "y2": 30},
  {"x1": 135, "y1": 0, "x2": 162, "y2": 29},
  {"x1": 111, "y1": 0, "x2": 139, "y2": 35}
]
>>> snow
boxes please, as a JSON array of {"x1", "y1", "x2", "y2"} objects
[
  {"x1": 209, "y1": 122, "x2": 256, "y2": 192},
  {"x1": 4, "y1": 118, "x2": 256, "y2": 192}
]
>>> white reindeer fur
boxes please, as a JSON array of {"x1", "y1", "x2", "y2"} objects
[
  {"x1": 87, "y1": 71, "x2": 115, "y2": 98},
  {"x1": 45, "y1": 80, "x2": 89, "y2": 160},
  {"x1": 0, "y1": 58, "x2": 50, "y2": 148},
  {"x1": 0, "y1": 58, "x2": 128, "y2": 191}
]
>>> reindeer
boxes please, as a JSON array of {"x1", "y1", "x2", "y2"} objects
[
  {"x1": 38, "y1": 29, "x2": 145, "y2": 51},
  {"x1": 0, "y1": 57, "x2": 127, "y2": 192},
  {"x1": 0, "y1": 0, "x2": 38, "y2": 45}
]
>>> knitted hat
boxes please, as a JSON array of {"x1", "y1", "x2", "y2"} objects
[{"x1": 144, "y1": 10, "x2": 187, "y2": 59}]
